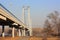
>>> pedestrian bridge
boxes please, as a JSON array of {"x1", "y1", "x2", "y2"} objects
[{"x1": 0, "y1": 4, "x2": 30, "y2": 37}]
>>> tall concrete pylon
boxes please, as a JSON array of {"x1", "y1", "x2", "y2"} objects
[
  {"x1": 28, "y1": 6, "x2": 32, "y2": 36},
  {"x1": 22, "y1": 6, "x2": 32, "y2": 36},
  {"x1": 22, "y1": 6, "x2": 25, "y2": 36},
  {"x1": 22, "y1": 6, "x2": 25, "y2": 23}
]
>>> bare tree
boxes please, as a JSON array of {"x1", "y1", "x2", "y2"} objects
[
  {"x1": 42, "y1": 19, "x2": 53, "y2": 38},
  {"x1": 43, "y1": 11, "x2": 60, "y2": 37}
]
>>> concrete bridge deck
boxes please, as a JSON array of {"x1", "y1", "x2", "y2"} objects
[
  {"x1": 0, "y1": 4, "x2": 30, "y2": 37},
  {"x1": 0, "y1": 4, "x2": 26, "y2": 27}
]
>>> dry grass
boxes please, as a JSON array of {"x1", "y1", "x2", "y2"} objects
[{"x1": 0, "y1": 37, "x2": 60, "y2": 40}]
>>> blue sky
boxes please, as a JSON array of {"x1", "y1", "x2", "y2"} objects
[{"x1": 0, "y1": 0, "x2": 60, "y2": 28}]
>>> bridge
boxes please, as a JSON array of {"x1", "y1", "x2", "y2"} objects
[{"x1": 0, "y1": 4, "x2": 32, "y2": 37}]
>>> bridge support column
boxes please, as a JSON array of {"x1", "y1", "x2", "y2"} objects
[
  {"x1": 18, "y1": 29, "x2": 21, "y2": 36},
  {"x1": 26, "y1": 30, "x2": 30, "y2": 36},
  {"x1": 12, "y1": 27, "x2": 15, "y2": 38},
  {"x1": 2, "y1": 25, "x2": 5, "y2": 37},
  {"x1": 22, "y1": 29, "x2": 25, "y2": 36},
  {"x1": 17, "y1": 29, "x2": 18, "y2": 36},
  {"x1": 20, "y1": 26, "x2": 25, "y2": 36},
  {"x1": 29, "y1": 29, "x2": 32, "y2": 36}
]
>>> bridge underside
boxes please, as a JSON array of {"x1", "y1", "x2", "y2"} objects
[{"x1": 0, "y1": 4, "x2": 30, "y2": 37}]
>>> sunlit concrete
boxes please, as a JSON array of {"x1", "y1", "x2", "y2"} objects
[
  {"x1": 0, "y1": 4, "x2": 31, "y2": 37},
  {"x1": 0, "y1": 4, "x2": 26, "y2": 28},
  {"x1": 0, "y1": 15, "x2": 6, "y2": 20},
  {"x1": 12, "y1": 27, "x2": 15, "y2": 38},
  {"x1": 2, "y1": 25, "x2": 5, "y2": 37}
]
